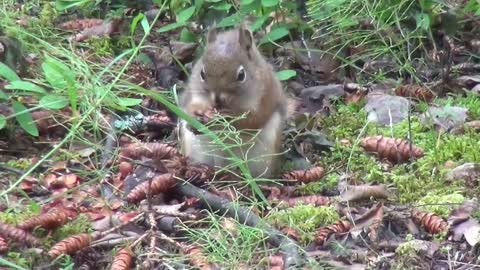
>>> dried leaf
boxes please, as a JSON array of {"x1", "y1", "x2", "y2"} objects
[
  {"x1": 282, "y1": 166, "x2": 325, "y2": 183},
  {"x1": 0, "y1": 222, "x2": 40, "y2": 247},
  {"x1": 126, "y1": 173, "x2": 176, "y2": 203},
  {"x1": 49, "y1": 233, "x2": 92, "y2": 258},
  {"x1": 171, "y1": 41, "x2": 198, "y2": 61},
  {"x1": 339, "y1": 184, "x2": 391, "y2": 202},
  {"x1": 18, "y1": 208, "x2": 77, "y2": 231},
  {"x1": 351, "y1": 202, "x2": 384, "y2": 241},
  {"x1": 395, "y1": 84, "x2": 434, "y2": 102},
  {"x1": 111, "y1": 247, "x2": 134, "y2": 270},
  {"x1": 298, "y1": 84, "x2": 344, "y2": 115},
  {"x1": 268, "y1": 254, "x2": 285, "y2": 270},
  {"x1": 314, "y1": 220, "x2": 352, "y2": 246},
  {"x1": 361, "y1": 136, "x2": 424, "y2": 163},
  {"x1": 411, "y1": 209, "x2": 448, "y2": 235},
  {"x1": 184, "y1": 245, "x2": 214, "y2": 270}
]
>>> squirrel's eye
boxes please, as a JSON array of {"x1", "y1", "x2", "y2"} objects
[
  {"x1": 237, "y1": 65, "x2": 246, "y2": 82},
  {"x1": 200, "y1": 67, "x2": 206, "y2": 82}
]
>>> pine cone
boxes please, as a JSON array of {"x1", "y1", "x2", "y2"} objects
[
  {"x1": 395, "y1": 84, "x2": 434, "y2": 102},
  {"x1": 126, "y1": 173, "x2": 176, "y2": 203},
  {"x1": 49, "y1": 233, "x2": 92, "y2": 258},
  {"x1": 111, "y1": 247, "x2": 134, "y2": 270},
  {"x1": 121, "y1": 142, "x2": 179, "y2": 161},
  {"x1": 282, "y1": 167, "x2": 326, "y2": 183},
  {"x1": 411, "y1": 209, "x2": 448, "y2": 234},
  {"x1": 0, "y1": 236, "x2": 8, "y2": 253},
  {"x1": 361, "y1": 136, "x2": 424, "y2": 163},
  {"x1": 314, "y1": 220, "x2": 352, "y2": 245},
  {"x1": 0, "y1": 222, "x2": 40, "y2": 247},
  {"x1": 18, "y1": 208, "x2": 77, "y2": 231},
  {"x1": 60, "y1": 18, "x2": 104, "y2": 31}
]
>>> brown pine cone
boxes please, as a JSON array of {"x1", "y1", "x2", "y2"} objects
[{"x1": 361, "y1": 136, "x2": 424, "y2": 163}]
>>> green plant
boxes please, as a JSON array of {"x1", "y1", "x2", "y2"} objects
[{"x1": 306, "y1": 0, "x2": 456, "y2": 79}]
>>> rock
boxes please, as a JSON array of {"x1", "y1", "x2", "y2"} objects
[
  {"x1": 420, "y1": 105, "x2": 468, "y2": 132},
  {"x1": 364, "y1": 92, "x2": 410, "y2": 125}
]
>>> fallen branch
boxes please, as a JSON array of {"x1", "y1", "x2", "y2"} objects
[{"x1": 175, "y1": 182, "x2": 304, "y2": 269}]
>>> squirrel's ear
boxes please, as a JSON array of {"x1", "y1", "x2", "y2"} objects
[
  {"x1": 207, "y1": 25, "x2": 218, "y2": 44},
  {"x1": 238, "y1": 23, "x2": 252, "y2": 51}
]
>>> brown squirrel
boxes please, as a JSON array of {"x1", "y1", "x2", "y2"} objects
[{"x1": 179, "y1": 24, "x2": 288, "y2": 178}]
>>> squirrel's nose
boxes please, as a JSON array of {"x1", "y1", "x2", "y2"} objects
[{"x1": 213, "y1": 94, "x2": 224, "y2": 108}]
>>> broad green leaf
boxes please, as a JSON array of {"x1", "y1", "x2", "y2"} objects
[
  {"x1": 55, "y1": 0, "x2": 92, "y2": 11},
  {"x1": 0, "y1": 90, "x2": 7, "y2": 100},
  {"x1": 157, "y1": 21, "x2": 186, "y2": 33},
  {"x1": 250, "y1": 14, "x2": 270, "y2": 32},
  {"x1": 0, "y1": 62, "x2": 20, "y2": 82},
  {"x1": 259, "y1": 27, "x2": 289, "y2": 45},
  {"x1": 217, "y1": 14, "x2": 242, "y2": 28},
  {"x1": 205, "y1": 0, "x2": 222, "y2": 2},
  {"x1": 5, "y1": 81, "x2": 47, "y2": 94},
  {"x1": 180, "y1": 28, "x2": 197, "y2": 43},
  {"x1": 0, "y1": 115, "x2": 5, "y2": 130},
  {"x1": 276, "y1": 69, "x2": 297, "y2": 81},
  {"x1": 140, "y1": 15, "x2": 150, "y2": 33},
  {"x1": 211, "y1": 3, "x2": 232, "y2": 11},
  {"x1": 130, "y1": 13, "x2": 145, "y2": 34},
  {"x1": 261, "y1": 0, "x2": 279, "y2": 7},
  {"x1": 12, "y1": 100, "x2": 38, "y2": 137},
  {"x1": 240, "y1": 0, "x2": 255, "y2": 5},
  {"x1": 39, "y1": 95, "x2": 69, "y2": 109},
  {"x1": 117, "y1": 97, "x2": 143, "y2": 107},
  {"x1": 42, "y1": 55, "x2": 77, "y2": 112},
  {"x1": 416, "y1": 13, "x2": 431, "y2": 31},
  {"x1": 177, "y1": 6, "x2": 196, "y2": 23}
]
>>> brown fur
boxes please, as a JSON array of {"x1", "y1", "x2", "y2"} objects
[{"x1": 179, "y1": 24, "x2": 287, "y2": 177}]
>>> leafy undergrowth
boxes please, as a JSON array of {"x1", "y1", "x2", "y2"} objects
[{"x1": 1, "y1": 0, "x2": 480, "y2": 269}]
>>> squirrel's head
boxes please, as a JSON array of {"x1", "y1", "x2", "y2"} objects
[{"x1": 196, "y1": 24, "x2": 260, "y2": 111}]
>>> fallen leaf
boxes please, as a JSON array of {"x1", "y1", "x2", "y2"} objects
[
  {"x1": 339, "y1": 184, "x2": 392, "y2": 202},
  {"x1": 451, "y1": 218, "x2": 480, "y2": 246},
  {"x1": 351, "y1": 202, "x2": 384, "y2": 241},
  {"x1": 298, "y1": 84, "x2": 344, "y2": 115}
]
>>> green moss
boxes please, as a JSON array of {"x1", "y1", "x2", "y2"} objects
[
  {"x1": 295, "y1": 173, "x2": 339, "y2": 195},
  {"x1": 185, "y1": 216, "x2": 268, "y2": 269},
  {"x1": 39, "y1": 2, "x2": 55, "y2": 27},
  {"x1": 50, "y1": 214, "x2": 92, "y2": 242},
  {"x1": 268, "y1": 205, "x2": 339, "y2": 243},
  {"x1": 87, "y1": 37, "x2": 114, "y2": 57},
  {"x1": 6, "y1": 158, "x2": 34, "y2": 170},
  {"x1": 417, "y1": 191, "x2": 465, "y2": 217},
  {"x1": 0, "y1": 206, "x2": 37, "y2": 225}
]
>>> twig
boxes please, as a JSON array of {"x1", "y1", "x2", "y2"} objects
[
  {"x1": 175, "y1": 182, "x2": 304, "y2": 269},
  {"x1": 0, "y1": 164, "x2": 25, "y2": 175},
  {"x1": 100, "y1": 113, "x2": 119, "y2": 200}
]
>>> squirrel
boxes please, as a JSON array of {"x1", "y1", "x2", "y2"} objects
[{"x1": 179, "y1": 23, "x2": 288, "y2": 178}]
